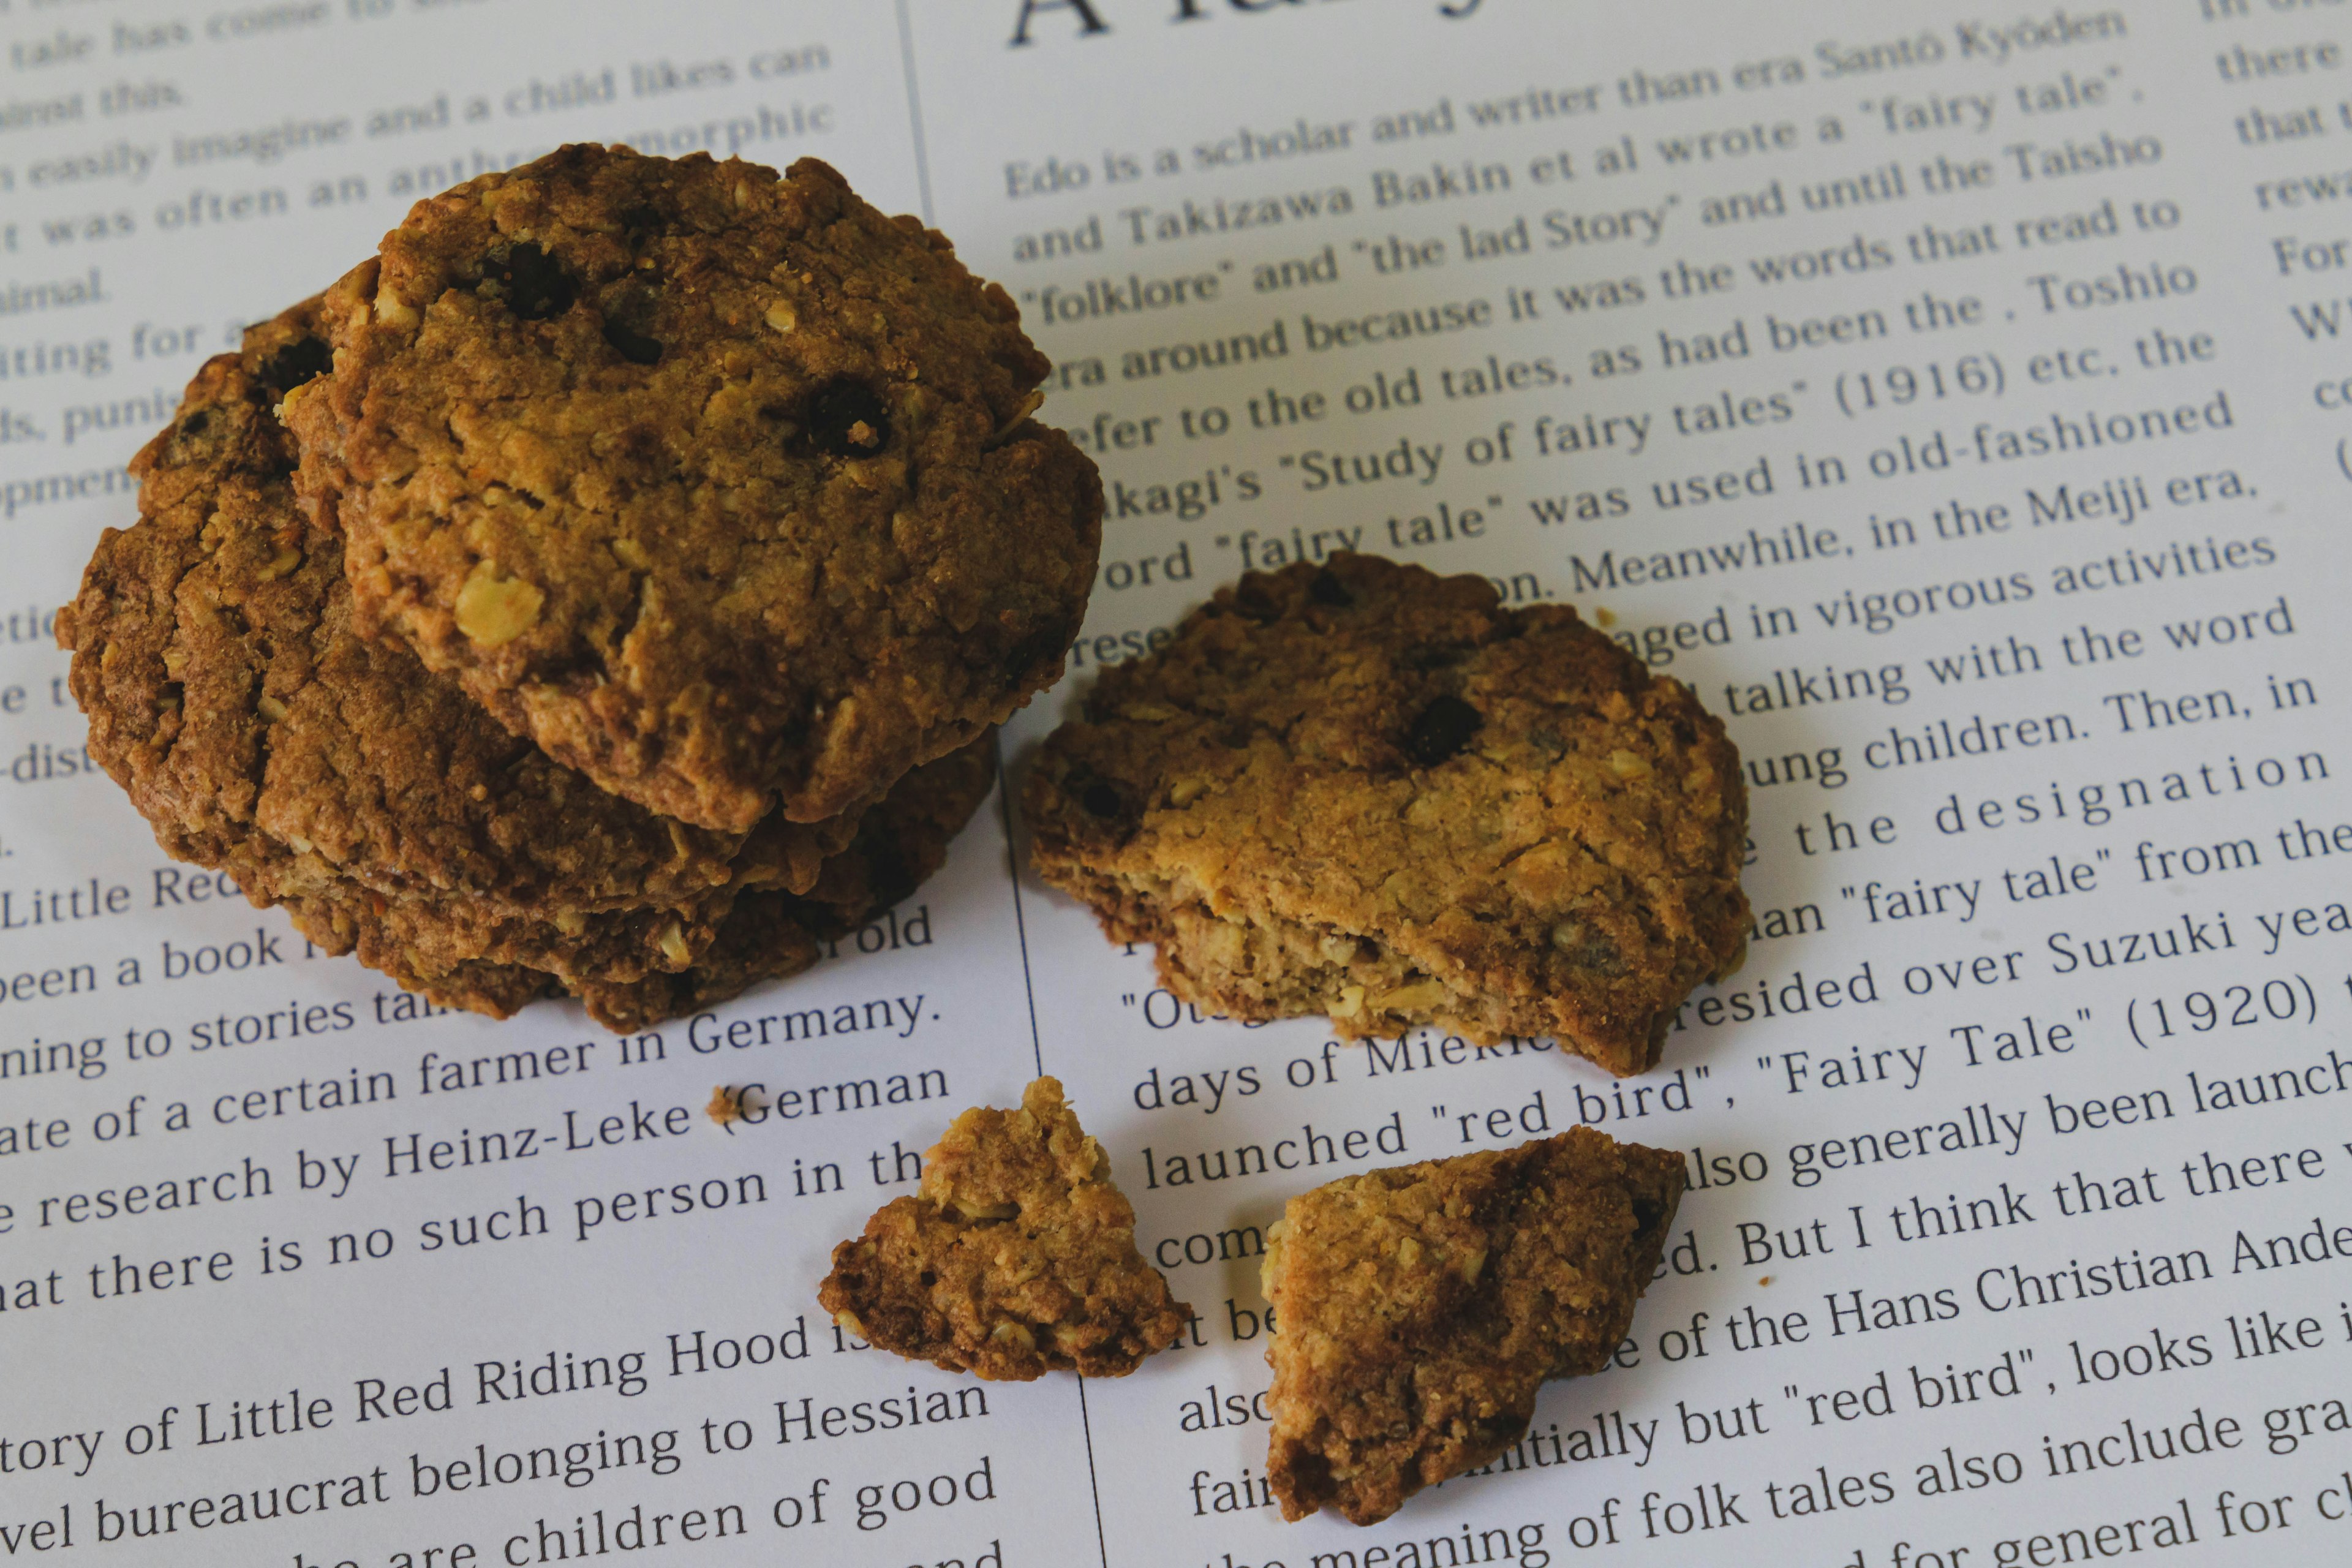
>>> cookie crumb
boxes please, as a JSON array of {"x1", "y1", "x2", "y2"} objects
[{"x1": 707, "y1": 1085, "x2": 762, "y2": 1126}]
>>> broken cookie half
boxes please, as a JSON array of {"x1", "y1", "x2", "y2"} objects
[
  {"x1": 818, "y1": 1077, "x2": 1189, "y2": 1379},
  {"x1": 1264, "y1": 1126, "x2": 1685, "y2": 1525},
  {"x1": 1023, "y1": 553, "x2": 1749, "y2": 1079}
]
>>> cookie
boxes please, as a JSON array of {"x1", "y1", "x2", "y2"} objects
[
  {"x1": 1023, "y1": 554, "x2": 1748, "y2": 1077},
  {"x1": 817, "y1": 1077, "x2": 1189, "y2": 1380},
  {"x1": 287, "y1": 145, "x2": 1102, "y2": 833},
  {"x1": 303, "y1": 730, "x2": 994, "y2": 1028},
  {"x1": 280, "y1": 891, "x2": 553, "y2": 1019},
  {"x1": 59, "y1": 303, "x2": 862, "y2": 994},
  {"x1": 1262, "y1": 1126, "x2": 1685, "y2": 1525},
  {"x1": 571, "y1": 731, "x2": 997, "y2": 1032}
]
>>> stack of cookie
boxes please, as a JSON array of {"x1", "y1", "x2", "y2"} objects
[{"x1": 59, "y1": 149, "x2": 1103, "y2": 1030}]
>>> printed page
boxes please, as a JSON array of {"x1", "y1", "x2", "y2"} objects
[
  {"x1": 7, "y1": 1, "x2": 2352, "y2": 1566},
  {"x1": 0, "y1": 7, "x2": 1089, "y2": 1568}
]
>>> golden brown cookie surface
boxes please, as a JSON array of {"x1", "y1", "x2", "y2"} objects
[
  {"x1": 1264, "y1": 1126, "x2": 1686, "y2": 1525},
  {"x1": 1023, "y1": 553, "x2": 1749, "y2": 1077},
  {"x1": 818, "y1": 1077, "x2": 1189, "y2": 1380},
  {"x1": 288, "y1": 146, "x2": 1101, "y2": 832}
]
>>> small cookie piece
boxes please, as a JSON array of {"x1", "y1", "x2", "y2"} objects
[
  {"x1": 1024, "y1": 553, "x2": 1747, "y2": 1077},
  {"x1": 818, "y1": 1077, "x2": 1188, "y2": 1379},
  {"x1": 288, "y1": 146, "x2": 1101, "y2": 831},
  {"x1": 570, "y1": 732, "x2": 996, "y2": 1033},
  {"x1": 1263, "y1": 1126, "x2": 1685, "y2": 1525},
  {"x1": 59, "y1": 302, "x2": 864, "y2": 997}
]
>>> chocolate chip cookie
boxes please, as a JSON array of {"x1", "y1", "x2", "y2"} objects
[
  {"x1": 287, "y1": 146, "x2": 1101, "y2": 833},
  {"x1": 1023, "y1": 553, "x2": 1748, "y2": 1077},
  {"x1": 59, "y1": 302, "x2": 861, "y2": 997},
  {"x1": 818, "y1": 1076, "x2": 1189, "y2": 1380},
  {"x1": 1262, "y1": 1126, "x2": 1685, "y2": 1525}
]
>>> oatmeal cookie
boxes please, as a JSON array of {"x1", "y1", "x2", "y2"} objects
[
  {"x1": 1262, "y1": 1126, "x2": 1685, "y2": 1525},
  {"x1": 279, "y1": 889, "x2": 554, "y2": 1019},
  {"x1": 270, "y1": 732, "x2": 992, "y2": 1029},
  {"x1": 59, "y1": 303, "x2": 861, "y2": 992},
  {"x1": 571, "y1": 731, "x2": 997, "y2": 1032},
  {"x1": 818, "y1": 1077, "x2": 1188, "y2": 1380},
  {"x1": 287, "y1": 145, "x2": 1101, "y2": 832},
  {"x1": 1023, "y1": 553, "x2": 1748, "y2": 1077}
]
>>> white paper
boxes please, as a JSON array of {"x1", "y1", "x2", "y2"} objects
[{"x1": 6, "y1": 1, "x2": 2352, "y2": 1564}]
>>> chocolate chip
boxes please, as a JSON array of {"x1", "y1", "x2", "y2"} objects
[
  {"x1": 1001, "y1": 624, "x2": 1067, "y2": 683},
  {"x1": 1405, "y1": 695, "x2": 1482, "y2": 766},
  {"x1": 179, "y1": 410, "x2": 211, "y2": 437},
  {"x1": 258, "y1": 336, "x2": 331, "y2": 393},
  {"x1": 487, "y1": 242, "x2": 576, "y2": 321},
  {"x1": 862, "y1": 837, "x2": 917, "y2": 911},
  {"x1": 804, "y1": 377, "x2": 889, "y2": 456},
  {"x1": 1080, "y1": 781, "x2": 1123, "y2": 818},
  {"x1": 1308, "y1": 568, "x2": 1350, "y2": 607},
  {"x1": 1230, "y1": 578, "x2": 1281, "y2": 622},
  {"x1": 601, "y1": 319, "x2": 662, "y2": 365}
]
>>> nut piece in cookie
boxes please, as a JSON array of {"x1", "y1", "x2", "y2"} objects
[
  {"x1": 1023, "y1": 552, "x2": 1749, "y2": 1077},
  {"x1": 288, "y1": 145, "x2": 1102, "y2": 832},
  {"x1": 818, "y1": 1077, "x2": 1188, "y2": 1379},
  {"x1": 1262, "y1": 1126, "x2": 1685, "y2": 1526}
]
